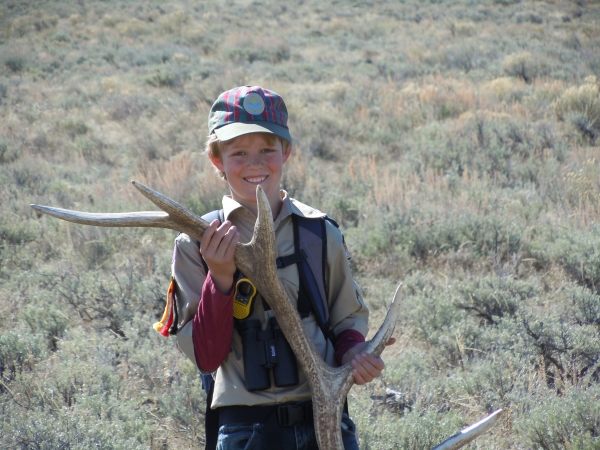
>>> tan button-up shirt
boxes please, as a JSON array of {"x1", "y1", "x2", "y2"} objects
[{"x1": 173, "y1": 191, "x2": 368, "y2": 408}]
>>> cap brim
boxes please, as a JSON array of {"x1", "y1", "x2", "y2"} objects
[{"x1": 214, "y1": 121, "x2": 292, "y2": 142}]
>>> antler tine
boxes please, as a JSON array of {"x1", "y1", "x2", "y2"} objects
[
  {"x1": 246, "y1": 185, "x2": 277, "y2": 260},
  {"x1": 131, "y1": 180, "x2": 205, "y2": 224},
  {"x1": 433, "y1": 409, "x2": 503, "y2": 450},
  {"x1": 30, "y1": 181, "x2": 214, "y2": 243},
  {"x1": 364, "y1": 284, "x2": 403, "y2": 357},
  {"x1": 30, "y1": 204, "x2": 173, "y2": 228}
]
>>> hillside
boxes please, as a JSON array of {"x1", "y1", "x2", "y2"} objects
[{"x1": 1, "y1": 0, "x2": 600, "y2": 448}]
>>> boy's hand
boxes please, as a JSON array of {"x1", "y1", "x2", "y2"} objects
[
  {"x1": 341, "y1": 338, "x2": 396, "y2": 385},
  {"x1": 200, "y1": 219, "x2": 240, "y2": 294}
]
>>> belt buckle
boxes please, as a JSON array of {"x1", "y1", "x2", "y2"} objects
[{"x1": 277, "y1": 403, "x2": 306, "y2": 427}]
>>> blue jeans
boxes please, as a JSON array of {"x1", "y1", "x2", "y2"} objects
[{"x1": 216, "y1": 413, "x2": 359, "y2": 450}]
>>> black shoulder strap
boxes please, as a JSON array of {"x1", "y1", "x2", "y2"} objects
[{"x1": 277, "y1": 215, "x2": 337, "y2": 342}]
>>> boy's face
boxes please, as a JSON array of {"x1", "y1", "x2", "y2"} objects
[{"x1": 209, "y1": 133, "x2": 291, "y2": 214}]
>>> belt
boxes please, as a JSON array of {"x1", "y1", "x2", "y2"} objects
[{"x1": 218, "y1": 400, "x2": 313, "y2": 427}]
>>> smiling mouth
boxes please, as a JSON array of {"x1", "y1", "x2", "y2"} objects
[{"x1": 245, "y1": 176, "x2": 267, "y2": 183}]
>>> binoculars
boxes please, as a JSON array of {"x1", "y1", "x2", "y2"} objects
[{"x1": 239, "y1": 317, "x2": 299, "y2": 391}]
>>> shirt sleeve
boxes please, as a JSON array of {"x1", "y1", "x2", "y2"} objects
[
  {"x1": 172, "y1": 234, "x2": 234, "y2": 372},
  {"x1": 192, "y1": 273, "x2": 235, "y2": 372},
  {"x1": 325, "y1": 221, "x2": 370, "y2": 340},
  {"x1": 334, "y1": 328, "x2": 365, "y2": 366},
  {"x1": 172, "y1": 234, "x2": 206, "y2": 329}
]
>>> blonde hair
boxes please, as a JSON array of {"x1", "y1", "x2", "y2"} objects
[{"x1": 204, "y1": 132, "x2": 291, "y2": 180}]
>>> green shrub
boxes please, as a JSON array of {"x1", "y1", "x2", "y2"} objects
[
  {"x1": 118, "y1": 46, "x2": 172, "y2": 67},
  {"x1": 454, "y1": 277, "x2": 537, "y2": 325},
  {"x1": 400, "y1": 273, "x2": 469, "y2": 365},
  {"x1": 443, "y1": 43, "x2": 481, "y2": 73},
  {"x1": 516, "y1": 386, "x2": 600, "y2": 449},
  {"x1": 566, "y1": 284, "x2": 600, "y2": 329},
  {"x1": 0, "y1": 331, "x2": 47, "y2": 384},
  {"x1": 50, "y1": 29, "x2": 70, "y2": 42},
  {"x1": 3, "y1": 55, "x2": 26, "y2": 72},
  {"x1": 354, "y1": 404, "x2": 466, "y2": 450},
  {"x1": 517, "y1": 311, "x2": 600, "y2": 386},
  {"x1": 0, "y1": 217, "x2": 39, "y2": 246},
  {"x1": 224, "y1": 36, "x2": 290, "y2": 64},
  {"x1": 0, "y1": 83, "x2": 7, "y2": 102},
  {"x1": 102, "y1": 15, "x2": 123, "y2": 28},
  {"x1": 24, "y1": 305, "x2": 70, "y2": 351},
  {"x1": 104, "y1": 94, "x2": 151, "y2": 121},
  {"x1": 554, "y1": 77, "x2": 600, "y2": 144},
  {"x1": 75, "y1": 135, "x2": 111, "y2": 164},
  {"x1": 450, "y1": 354, "x2": 524, "y2": 410},
  {"x1": 155, "y1": 358, "x2": 206, "y2": 443},
  {"x1": 33, "y1": 14, "x2": 59, "y2": 31},
  {"x1": 1, "y1": 401, "x2": 149, "y2": 449},
  {"x1": 0, "y1": 140, "x2": 18, "y2": 163},
  {"x1": 62, "y1": 120, "x2": 89, "y2": 139},
  {"x1": 185, "y1": 191, "x2": 223, "y2": 217},
  {"x1": 532, "y1": 226, "x2": 600, "y2": 294},
  {"x1": 504, "y1": 52, "x2": 541, "y2": 83},
  {"x1": 516, "y1": 12, "x2": 544, "y2": 24},
  {"x1": 71, "y1": 232, "x2": 119, "y2": 269},
  {"x1": 57, "y1": 271, "x2": 131, "y2": 337},
  {"x1": 405, "y1": 116, "x2": 560, "y2": 188},
  {"x1": 145, "y1": 70, "x2": 181, "y2": 88},
  {"x1": 353, "y1": 206, "x2": 523, "y2": 268}
]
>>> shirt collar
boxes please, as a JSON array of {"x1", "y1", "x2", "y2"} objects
[{"x1": 221, "y1": 190, "x2": 326, "y2": 224}]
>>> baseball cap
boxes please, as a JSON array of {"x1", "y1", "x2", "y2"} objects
[{"x1": 208, "y1": 86, "x2": 292, "y2": 142}]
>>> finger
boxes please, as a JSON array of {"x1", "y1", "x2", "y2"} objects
[
  {"x1": 203, "y1": 220, "x2": 232, "y2": 256},
  {"x1": 360, "y1": 353, "x2": 386, "y2": 370},
  {"x1": 352, "y1": 356, "x2": 377, "y2": 383},
  {"x1": 352, "y1": 367, "x2": 366, "y2": 385},
  {"x1": 387, "y1": 337, "x2": 396, "y2": 346},
  {"x1": 356, "y1": 353, "x2": 383, "y2": 377},
  {"x1": 223, "y1": 228, "x2": 239, "y2": 260},
  {"x1": 199, "y1": 219, "x2": 220, "y2": 254},
  {"x1": 212, "y1": 226, "x2": 238, "y2": 261}
]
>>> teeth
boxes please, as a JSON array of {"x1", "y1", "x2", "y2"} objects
[{"x1": 246, "y1": 176, "x2": 266, "y2": 183}]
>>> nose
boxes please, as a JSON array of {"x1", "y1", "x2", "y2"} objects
[{"x1": 247, "y1": 153, "x2": 265, "y2": 168}]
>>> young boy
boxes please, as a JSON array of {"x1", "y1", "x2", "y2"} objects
[{"x1": 172, "y1": 86, "x2": 393, "y2": 450}]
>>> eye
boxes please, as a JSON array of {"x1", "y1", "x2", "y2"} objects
[{"x1": 262, "y1": 147, "x2": 276, "y2": 153}]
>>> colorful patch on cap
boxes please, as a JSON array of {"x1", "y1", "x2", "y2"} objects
[{"x1": 243, "y1": 92, "x2": 265, "y2": 115}]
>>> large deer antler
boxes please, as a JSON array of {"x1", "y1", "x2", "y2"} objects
[{"x1": 31, "y1": 181, "x2": 499, "y2": 450}]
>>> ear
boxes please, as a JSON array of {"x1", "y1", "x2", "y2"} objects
[
  {"x1": 208, "y1": 152, "x2": 225, "y2": 172},
  {"x1": 282, "y1": 143, "x2": 292, "y2": 164}
]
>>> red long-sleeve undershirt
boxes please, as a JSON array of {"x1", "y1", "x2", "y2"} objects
[
  {"x1": 192, "y1": 272, "x2": 366, "y2": 373},
  {"x1": 191, "y1": 273, "x2": 235, "y2": 372}
]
